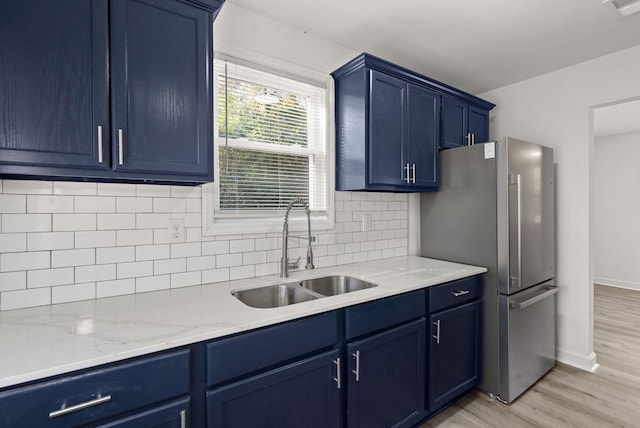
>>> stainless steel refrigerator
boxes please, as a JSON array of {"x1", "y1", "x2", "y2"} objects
[{"x1": 420, "y1": 137, "x2": 557, "y2": 403}]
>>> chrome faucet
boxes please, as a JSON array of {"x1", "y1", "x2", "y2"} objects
[{"x1": 280, "y1": 198, "x2": 315, "y2": 278}]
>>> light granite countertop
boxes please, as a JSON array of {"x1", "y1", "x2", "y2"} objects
[{"x1": 0, "y1": 256, "x2": 486, "y2": 389}]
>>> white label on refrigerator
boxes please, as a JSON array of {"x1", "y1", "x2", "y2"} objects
[{"x1": 484, "y1": 142, "x2": 496, "y2": 159}]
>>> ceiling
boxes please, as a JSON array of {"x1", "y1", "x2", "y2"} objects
[{"x1": 228, "y1": 0, "x2": 640, "y2": 94}]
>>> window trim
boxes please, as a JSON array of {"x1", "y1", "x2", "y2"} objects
[{"x1": 202, "y1": 46, "x2": 335, "y2": 236}]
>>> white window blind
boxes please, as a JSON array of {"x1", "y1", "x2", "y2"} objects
[{"x1": 203, "y1": 57, "x2": 332, "y2": 235}]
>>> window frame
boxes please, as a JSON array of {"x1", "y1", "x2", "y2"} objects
[{"x1": 202, "y1": 48, "x2": 335, "y2": 236}]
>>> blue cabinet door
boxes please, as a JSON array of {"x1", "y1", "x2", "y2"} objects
[
  {"x1": 468, "y1": 106, "x2": 489, "y2": 145},
  {"x1": 110, "y1": 0, "x2": 212, "y2": 181},
  {"x1": 441, "y1": 96, "x2": 468, "y2": 149},
  {"x1": 206, "y1": 349, "x2": 341, "y2": 428},
  {"x1": 0, "y1": 0, "x2": 110, "y2": 172},
  {"x1": 368, "y1": 70, "x2": 406, "y2": 188},
  {"x1": 347, "y1": 318, "x2": 425, "y2": 428},
  {"x1": 428, "y1": 300, "x2": 481, "y2": 412},
  {"x1": 407, "y1": 84, "x2": 440, "y2": 189}
]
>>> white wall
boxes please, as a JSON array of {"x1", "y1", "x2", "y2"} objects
[
  {"x1": 593, "y1": 131, "x2": 640, "y2": 290},
  {"x1": 475, "y1": 44, "x2": 640, "y2": 371}
]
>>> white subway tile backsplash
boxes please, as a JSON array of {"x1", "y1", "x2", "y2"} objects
[
  {"x1": 230, "y1": 265, "x2": 254, "y2": 281},
  {"x1": 117, "y1": 197, "x2": 152, "y2": 213},
  {"x1": 2, "y1": 214, "x2": 51, "y2": 233},
  {"x1": 117, "y1": 261, "x2": 153, "y2": 279},
  {"x1": 136, "y1": 213, "x2": 169, "y2": 229},
  {"x1": 116, "y1": 229, "x2": 152, "y2": 246},
  {"x1": 27, "y1": 232, "x2": 74, "y2": 251},
  {"x1": 97, "y1": 183, "x2": 136, "y2": 197},
  {"x1": 171, "y1": 271, "x2": 201, "y2": 288},
  {"x1": 76, "y1": 231, "x2": 115, "y2": 248},
  {"x1": 52, "y1": 214, "x2": 96, "y2": 231},
  {"x1": 52, "y1": 249, "x2": 95, "y2": 268},
  {"x1": 136, "y1": 275, "x2": 170, "y2": 293},
  {"x1": 153, "y1": 198, "x2": 186, "y2": 213},
  {"x1": 136, "y1": 244, "x2": 170, "y2": 261},
  {"x1": 202, "y1": 267, "x2": 229, "y2": 284},
  {"x1": 136, "y1": 184, "x2": 171, "y2": 197},
  {"x1": 96, "y1": 246, "x2": 135, "y2": 264},
  {"x1": 154, "y1": 258, "x2": 186, "y2": 275},
  {"x1": 53, "y1": 182, "x2": 97, "y2": 196},
  {"x1": 186, "y1": 255, "x2": 215, "y2": 271},
  {"x1": 0, "y1": 271, "x2": 26, "y2": 292},
  {"x1": 76, "y1": 264, "x2": 116, "y2": 283},
  {"x1": 1, "y1": 251, "x2": 49, "y2": 272},
  {"x1": 1, "y1": 288, "x2": 50, "y2": 310},
  {"x1": 0, "y1": 195, "x2": 26, "y2": 213},
  {"x1": 52, "y1": 282, "x2": 96, "y2": 304},
  {"x1": 98, "y1": 214, "x2": 136, "y2": 230},
  {"x1": 27, "y1": 267, "x2": 74, "y2": 288},
  {"x1": 0, "y1": 233, "x2": 26, "y2": 252},
  {"x1": 97, "y1": 278, "x2": 135, "y2": 298},
  {"x1": 202, "y1": 240, "x2": 229, "y2": 255},
  {"x1": 2, "y1": 180, "x2": 52, "y2": 195},
  {"x1": 171, "y1": 243, "x2": 201, "y2": 259},
  {"x1": 75, "y1": 196, "x2": 115, "y2": 213},
  {"x1": 1, "y1": 186, "x2": 409, "y2": 311}
]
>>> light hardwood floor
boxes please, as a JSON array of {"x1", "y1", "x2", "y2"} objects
[{"x1": 421, "y1": 284, "x2": 640, "y2": 427}]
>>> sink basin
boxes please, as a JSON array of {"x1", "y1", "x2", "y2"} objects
[
  {"x1": 232, "y1": 284, "x2": 318, "y2": 308},
  {"x1": 299, "y1": 275, "x2": 377, "y2": 296}
]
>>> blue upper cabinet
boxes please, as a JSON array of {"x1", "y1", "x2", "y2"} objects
[
  {"x1": 0, "y1": 0, "x2": 110, "y2": 173},
  {"x1": 0, "y1": 0, "x2": 222, "y2": 184},
  {"x1": 110, "y1": 0, "x2": 211, "y2": 181},
  {"x1": 442, "y1": 95, "x2": 491, "y2": 149},
  {"x1": 333, "y1": 55, "x2": 440, "y2": 192},
  {"x1": 333, "y1": 53, "x2": 494, "y2": 191}
]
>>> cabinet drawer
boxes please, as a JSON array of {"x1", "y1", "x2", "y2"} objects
[
  {"x1": 0, "y1": 349, "x2": 190, "y2": 428},
  {"x1": 206, "y1": 312, "x2": 338, "y2": 387},
  {"x1": 428, "y1": 275, "x2": 482, "y2": 312},
  {"x1": 345, "y1": 289, "x2": 425, "y2": 340}
]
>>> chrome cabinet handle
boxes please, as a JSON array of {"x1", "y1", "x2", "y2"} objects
[
  {"x1": 180, "y1": 409, "x2": 187, "y2": 428},
  {"x1": 404, "y1": 163, "x2": 411, "y2": 183},
  {"x1": 472, "y1": 133, "x2": 476, "y2": 145},
  {"x1": 411, "y1": 163, "x2": 416, "y2": 183},
  {"x1": 333, "y1": 357, "x2": 341, "y2": 389},
  {"x1": 49, "y1": 394, "x2": 112, "y2": 418},
  {"x1": 452, "y1": 290, "x2": 470, "y2": 297},
  {"x1": 433, "y1": 320, "x2": 441, "y2": 344},
  {"x1": 466, "y1": 133, "x2": 472, "y2": 146},
  {"x1": 118, "y1": 128, "x2": 124, "y2": 165},
  {"x1": 97, "y1": 126, "x2": 103, "y2": 163},
  {"x1": 352, "y1": 351, "x2": 360, "y2": 381}
]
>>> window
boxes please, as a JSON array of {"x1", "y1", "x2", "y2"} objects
[{"x1": 202, "y1": 56, "x2": 334, "y2": 235}]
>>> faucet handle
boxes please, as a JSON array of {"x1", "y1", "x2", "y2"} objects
[{"x1": 288, "y1": 256, "x2": 301, "y2": 270}]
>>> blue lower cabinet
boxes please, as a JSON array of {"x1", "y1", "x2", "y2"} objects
[
  {"x1": 96, "y1": 397, "x2": 189, "y2": 428},
  {"x1": 206, "y1": 349, "x2": 341, "y2": 428},
  {"x1": 347, "y1": 318, "x2": 426, "y2": 428},
  {"x1": 428, "y1": 300, "x2": 482, "y2": 412}
]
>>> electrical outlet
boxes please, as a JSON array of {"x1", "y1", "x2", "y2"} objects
[
  {"x1": 167, "y1": 218, "x2": 185, "y2": 243},
  {"x1": 361, "y1": 214, "x2": 373, "y2": 232}
]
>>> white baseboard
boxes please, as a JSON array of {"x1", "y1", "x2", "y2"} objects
[
  {"x1": 594, "y1": 277, "x2": 640, "y2": 292},
  {"x1": 556, "y1": 349, "x2": 599, "y2": 372}
]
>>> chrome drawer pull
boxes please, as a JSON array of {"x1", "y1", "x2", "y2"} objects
[
  {"x1": 452, "y1": 290, "x2": 470, "y2": 297},
  {"x1": 352, "y1": 351, "x2": 360, "y2": 381},
  {"x1": 433, "y1": 320, "x2": 441, "y2": 344},
  {"x1": 332, "y1": 357, "x2": 342, "y2": 389},
  {"x1": 180, "y1": 409, "x2": 187, "y2": 428},
  {"x1": 49, "y1": 394, "x2": 112, "y2": 418}
]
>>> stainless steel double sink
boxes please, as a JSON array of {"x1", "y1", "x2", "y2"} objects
[{"x1": 232, "y1": 275, "x2": 377, "y2": 309}]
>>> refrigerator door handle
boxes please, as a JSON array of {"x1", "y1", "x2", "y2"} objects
[
  {"x1": 509, "y1": 174, "x2": 523, "y2": 289},
  {"x1": 510, "y1": 286, "x2": 558, "y2": 309}
]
